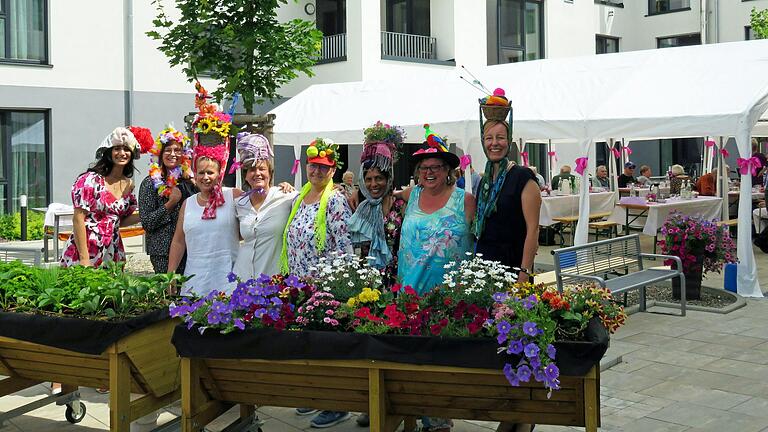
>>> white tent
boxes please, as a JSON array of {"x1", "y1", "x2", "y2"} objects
[{"x1": 269, "y1": 39, "x2": 768, "y2": 297}]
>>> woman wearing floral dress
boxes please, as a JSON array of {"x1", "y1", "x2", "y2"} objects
[
  {"x1": 61, "y1": 127, "x2": 144, "y2": 268},
  {"x1": 281, "y1": 138, "x2": 353, "y2": 429}
]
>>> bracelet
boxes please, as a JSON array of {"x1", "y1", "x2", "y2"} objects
[{"x1": 518, "y1": 267, "x2": 530, "y2": 274}]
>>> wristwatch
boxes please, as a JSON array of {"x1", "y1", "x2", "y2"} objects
[{"x1": 518, "y1": 267, "x2": 530, "y2": 274}]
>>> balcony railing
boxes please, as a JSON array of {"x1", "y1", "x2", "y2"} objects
[
  {"x1": 381, "y1": 31, "x2": 436, "y2": 61},
  {"x1": 319, "y1": 33, "x2": 347, "y2": 64}
]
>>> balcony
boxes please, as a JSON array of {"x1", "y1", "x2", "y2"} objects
[
  {"x1": 318, "y1": 33, "x2": 347, "y2": 64},
  {"x1": 380, "y1": 31, "x2": 438, "y2": 62}
]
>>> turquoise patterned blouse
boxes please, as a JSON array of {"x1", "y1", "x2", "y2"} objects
[{"x1": 397, "y1": 186, "x2": 472, "y2": 295}]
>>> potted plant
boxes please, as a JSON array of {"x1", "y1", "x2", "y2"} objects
[{"x1": 657, "y1": 211, "x2": 737, "y2": 300}]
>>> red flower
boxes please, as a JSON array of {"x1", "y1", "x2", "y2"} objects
[
  {"x1": 439, "y1": 318, "x2": 448, "y2": 327},
  {"x1": 403, "y1": 285, "x2": 417, "y2": 296},
  {"x1": 430, "y1": 324, "x2": 443, "y2": 335},
  {"x1": 384, "y1": 304, "x2": 406, "y2": 328},
  {"x1": 405, "y1": 302, "x2": 419, "y2": 315},
  {"x1": 391, "y1": 284, "x2": 402, "y2": 293},
  {"x1": 443, "y1": 297, "x2": 453, "y2": 306},
  {"x1": 467, "y1": 321, "x2": 481, "y2": 334}
]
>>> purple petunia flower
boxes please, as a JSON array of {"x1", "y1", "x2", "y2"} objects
[
  {"x1": 257, "y1": 273, "x2": 272, "y2": 285},
  {"x1": 522, "y1": 321, "x2": 538, "y2": 337},
  {"x1": 544, "y1": 363, "x2": 559, "y2": 381},
  {"x1": 233, "y1": 318, "x2": 245, "y2": 330},
  {"x1": 521, "y1": 295, "x2": 538, "y2": 310},
  {"x1": 492, "y1": 292, "x2": 509, "y2": 303},
  {"x1": 497, "y1": 321, "x2": 512, "y2": 335},
  {"x1": 524, "y1": 343, "x2": 540, "y2": 359},
  {"x1": 507, "y1": 339, "x2": 524, "y2": 355},
  {"x1": 497, "y1": 333, "x2": 508, "y2": 345},
  {"x1": 547, "y1": 344, "x2": 556, "y2": 360},
  {"x1": 529, "y1": 355, "x2": 541, "y2": 369},
  {"x1": 503, "y1": 363, "x2": 520, "y2": 386},
  {"x1": 516, "y1": 365, "x2": 532, "y2": 382},
  {"x1": 227, "y1": 272, "x2": 238, "y2": 283}
]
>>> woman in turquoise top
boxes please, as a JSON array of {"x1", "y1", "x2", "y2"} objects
[{"x1": 397, "y1": 127, "x2": 476, "y2": 297}]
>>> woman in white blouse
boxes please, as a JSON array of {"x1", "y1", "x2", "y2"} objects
[{"x1": 233, "y1": 133, "x2": 297, "y2": 279}]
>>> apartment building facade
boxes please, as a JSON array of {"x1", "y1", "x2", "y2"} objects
[{"x1": 0, "y1": 0, "x2": 764, "y2": 210}]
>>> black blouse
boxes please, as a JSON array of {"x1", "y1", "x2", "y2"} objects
[
  {"x1": 475, "y1": 165, "x2": 537, "y2": 269},
  {"x1": 138, "y1": 176, "x2": 197, "y2": 257}
]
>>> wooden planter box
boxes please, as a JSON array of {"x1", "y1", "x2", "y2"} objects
[
  {"x1": 0, "y1": 314, "x2": 180, "y2": 432},
  {"x1": 180, "y1": 357, "x2": 600, "y2": 432},
  {"x1": 173, "y1": 325, "x2": 607, "y2": 432}
]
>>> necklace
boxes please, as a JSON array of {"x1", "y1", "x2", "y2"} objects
[{"x1": 149, "y1": 162, "x2": 184, "y2": 197}]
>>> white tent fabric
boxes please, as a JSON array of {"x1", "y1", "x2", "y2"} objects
[{"x1": 270, "y1": 39, "x2": 768, "y2": 297}]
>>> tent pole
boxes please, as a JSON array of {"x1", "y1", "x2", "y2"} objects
[{"x1": 719, "y1": 136, "x2": 729, "y2": 222}]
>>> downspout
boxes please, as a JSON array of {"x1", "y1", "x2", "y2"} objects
[
  {"x1": 714, "y1": 0, "x2": 719, "y2": 43},
  {"x1": 700, "y1": 0, "x2": 707, "y2": 44},
  {"x1": 124, "y1": 0, "x2": 134, "y2": 126}
]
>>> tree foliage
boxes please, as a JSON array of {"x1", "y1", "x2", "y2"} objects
[
  {"x1": 147, "y1": 0, "x2": 322, "y2": 113},
  {"x1": 751, "y1": 7, "x2": 768, "y2": 40}
]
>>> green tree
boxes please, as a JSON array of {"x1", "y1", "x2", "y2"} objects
[
  {"x1": 751, "y1": 7, "x2": 768, "y2": 39},
  {"x1": 147, "y1": 0, "x2": 322, "y2": 114}
]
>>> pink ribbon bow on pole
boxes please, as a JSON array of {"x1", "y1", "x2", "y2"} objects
[
  {"x1": 520, "y1": 151, "x2": 529, "y2": 167},
  {"x1": 547, "y1": 151, "x2": 557, "y2": 162},
  {"x1": 611, "y1": 148, "x2": 621, "y2": 159},
  {"x1": 459, "y1": 154, "x2": 472, "y2": 171},
  {"x1": 704, "y1": 140, "x2": 717, "y2": 158},
  {"x1": 290, "y1": 159, "x2": 301, "y2": 175},
  {"x1": 575, "y1": 157, "x2": 589, "y2": 176},
  {"x1": 737, "y1": 156, "x2": 762, "y2": 176},
  {"x1": 720, "y1": 148, "x2": 730, "y2": 158},
  {"x1": 622, "y1": 145, "x2": 632, "y2": 156}
]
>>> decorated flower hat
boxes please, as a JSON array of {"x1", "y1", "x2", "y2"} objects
[
  {"x1": 361, "y1": 121, "x2": 405, "y2": 173},
  {"x1": 306, "y1": 138, "x2": 342, "y2": 169},
  {"x1": 96, "y1": 126, "x2": 151, "y2": 160},
  {"x1": 412, "y1": 124, "x2": 459, "y2": 169},
  {"x1": 478, "y1": 87, "x2": 514, "y2": 159},
  {"x1": 146, "y1": 126, "x2": 192, "y2": 197},
  {"x1": 234, "y1": 131, "x2": 273, "y2": 169}
]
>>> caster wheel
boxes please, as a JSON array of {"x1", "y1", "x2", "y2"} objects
[{"x1": 65, "y1": 402, "x2": 86, "y2": 423}]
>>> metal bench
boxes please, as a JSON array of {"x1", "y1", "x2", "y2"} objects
[
  {"x1": 551, "y1": 234, "x2": 686, "y2": 316},
  {"x1": 0, "y1": 243, "x2": 44, "y2": 266}
]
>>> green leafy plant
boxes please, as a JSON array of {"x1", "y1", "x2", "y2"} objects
[
  {"x1": 0, "y1": 212, "x2": 45, "y2": 241},
  {"x1": 751, "y1": 7, "x2": 768, "y2": 39},
  {"x1": 0, "y1": 261, "x2": 186, "y2": 320},
  {"x1": 147, "y1": 0, "x2": 323, "y2": 113}
]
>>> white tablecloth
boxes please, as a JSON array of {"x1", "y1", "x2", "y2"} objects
[
  {"x1": 608, "y1": 196, "x2": 723, "y2": 236},
  {"x1": 539, "y1": 191, "x2": 616, "y2": 226}
]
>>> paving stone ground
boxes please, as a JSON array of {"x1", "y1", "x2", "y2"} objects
[{"x1": 3, "y1": 238, "x2": 768, "y2": 431}]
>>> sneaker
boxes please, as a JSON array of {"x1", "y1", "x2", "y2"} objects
[
  {"x1": 296, "y1": 408, "x2": 319, "y2": 416},
  {"x1": 310, "y1": 411, "x2": 350, "y2": 428},
  {"x1": 356, "y1": 413, "x2": 369, "y2": 427}
]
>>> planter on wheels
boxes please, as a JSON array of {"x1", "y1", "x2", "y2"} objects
[{"x1": 0, "y1": 310, "x2": 180, "y2": 432}]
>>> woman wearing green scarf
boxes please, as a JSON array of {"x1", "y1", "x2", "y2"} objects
[
  {"x1": 281, "y1": 138, "x2": 353, "y2": 279},
  {"x1": 474, "y1": 89, "x2": 541, "y2": 284}
]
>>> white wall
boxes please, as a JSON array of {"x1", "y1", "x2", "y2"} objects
[
  {"x1": 716, "y1": 0, "x2": 768, "y2": 42},
  {"x1": 545, "y1": 0, "x2": 596, "y2": 58},
  {"x1": 431, "y1": 0, "x2": 456, "y2": 60}
]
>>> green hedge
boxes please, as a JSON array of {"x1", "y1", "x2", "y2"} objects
[{"x1": 0, "y1": 212, "x2": 45, "y2": 241}]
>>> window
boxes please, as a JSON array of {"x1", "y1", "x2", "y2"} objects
[
  {"x1": 386, "y1": 0, "x2": 429, "y2": 36},
  {"x1": 497, "y1": 0, "x2": 543, "y2": 64},
  {"x1": 596, "y1": 35, "x2": 619, "y2": 54},
  {"x1": 316, "y1": 0, "x2": 345, "y2": 36},
  {"x1": 649, "y1": 0, "x2": 690, "y2": 14},
  {"x1": 0, "y1": 0, "x2": 48, "y2": 64},
  {"x1": 746, "y1": 26, "x2": 755, "y2": 40},
  {"x1": 0, "y1": 111, "x2": 49, "y2": 213},
  {"x1": 657, "y1": 33, "x2": 700, "y2": 48}
]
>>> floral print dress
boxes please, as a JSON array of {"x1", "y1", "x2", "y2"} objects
[
  {"x1": 355, "y1": 196, "x2": 406, "y2": 285},
  {"x1": 286, "y1": 191, "x2": 353, "y2": 278},
  {"x1": 60, "y1": 171, "x2": 137, "y2": 267},
  {"x1": 397, "y1": 186, "x2": 472, "y2": 295}
]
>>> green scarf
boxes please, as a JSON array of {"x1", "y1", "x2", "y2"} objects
[{"x1": 280, "y1": 180, "x2": 335, "y2": 274}]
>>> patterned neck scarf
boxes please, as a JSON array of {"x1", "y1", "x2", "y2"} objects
[
  {"x1": 280, "y1": 180, "x2": 335, "y2": 274},
  {"x1": 348, "y1": 167, "x2": 393, "y2": 269},
  {"x1": 473, "y1": 120, "x2": 512, "y2": 239}
]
